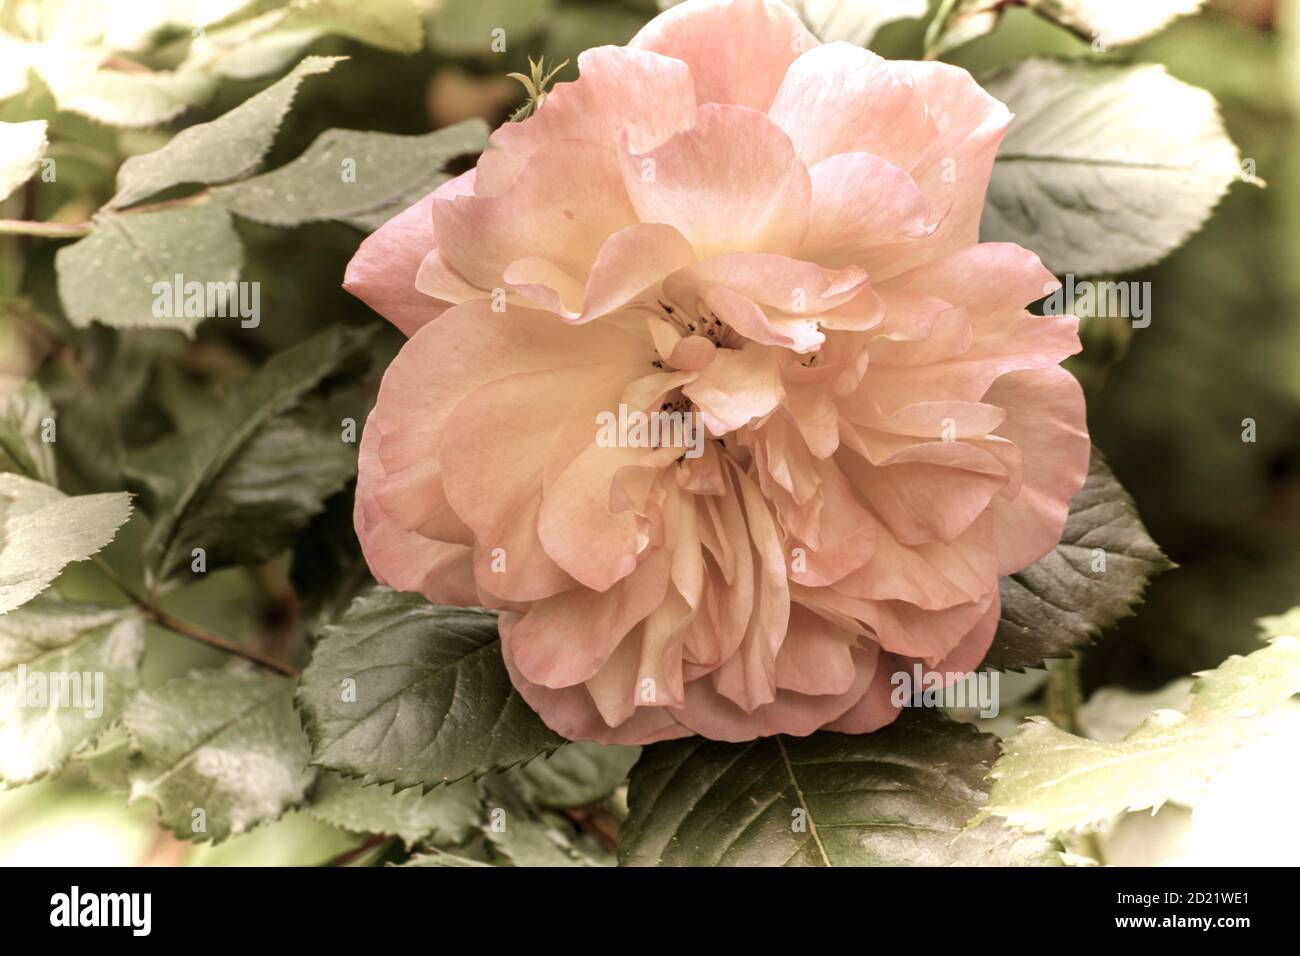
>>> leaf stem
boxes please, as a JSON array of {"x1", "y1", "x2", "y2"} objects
[
  {"x1": 89, "y1": 554, "x2": 300, "y2": 678},
  {"x1": 0, "y1": 219, "x2": 93, "y2": 238}
]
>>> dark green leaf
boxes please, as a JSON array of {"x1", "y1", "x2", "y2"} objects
[
  {"x1": 297, "y1": 588, "x2": 564, "y2": 790},
  {"x1": 984, "y1": 452, "x2": 1173, "y2": 672},
  {"x1": 126, "y1": 325, "x2": 372, "y2": 587},
  {"x1": 619, "y1": 710, "x2": 1061, "y2": 866}
]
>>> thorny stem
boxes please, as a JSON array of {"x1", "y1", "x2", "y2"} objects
[{"x1": 90, "y1": 555, "x2": 300, "y2": 678}]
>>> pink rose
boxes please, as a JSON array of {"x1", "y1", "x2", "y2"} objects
[{"x1": 345, "y1": 0, "x2": 1090, "y2": 743}]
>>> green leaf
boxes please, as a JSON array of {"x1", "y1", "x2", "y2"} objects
[
  {"x1": 429, "y1": 0, "x2": 554, "y2": 56},
  {"x1": 0, "y1": 473, "x2": 132, "y2": 615},
  {"x1": 297, "y1": 588, "x2": 564, "y2": 790},
  {"x1": 0, "y1": 381, "x2": 57, "y2": 484},
  {"x1": 290, "y1": 487, "x2": 371, "y2": 630},
  {"x1": 790, "y1": 0, "x2": 927, "y2": 45},
  {"x1": 124, "y1": 666, "x2": 315, "y2": 843},
  {"x1": 36, "y1": 58, "x2": 217, "y2": 129},
  {"x1": 307, "y1": 772, "x2": 483, "y2": 849},
  {"x1": 276, "y1": 0, "x2": 424, "y2": 54},
  {"x1": 508, "y1": 742, "x2": 639, "y2": 809},
  {"x1": 214, "y1": 120, "x2": 488, "y2": 228},
  {"x1": 0, "y1": 597, "x2": 145, "y2": 786},
  {"x1": 0, "y1": 119, "x2": 47, "y2": 203},
  {"x1": 981, "y1": 58, "x2": 1244, "y2": 275},
  {"x1": 976, "y1": 625, "x2": 1300, "y2": 835},
  {"x1": 983, "y1": 452, "x2": 1173, "y2": 672},
  {"x1": 619, "y1": 711, "x2": 1061, "y2": 866},
  {"x1": 397, "y1": 848, "x2": 492, "y2": 867},
  {"x1": 108, "y1": 56, "x2": 342, "y2": 210},
  {"x1": 481, "y1": 773, "x2": 613, "y2": 866},
  {"x1": 126, "y1": 325, "x2": 372, "y2": 586},
  {"x1": 926, "y1": 0, "x2": 1205, "y2": 57},
  {"x1": 54, "y1": 205, "x2": 244, "y2": 334}
]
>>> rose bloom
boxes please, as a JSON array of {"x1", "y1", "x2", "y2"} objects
[{"x1": 345, "y1": 0, "x2": 1089, "y2": 743}]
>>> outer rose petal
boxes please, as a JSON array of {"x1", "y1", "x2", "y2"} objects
[
  {"x1": 354, "y1": 410, "x2": 477, "y2": 606},
  {"x1": 630, "y1": 0, "x2": 818, "y2": 111},
  {"x1": 501, "y1": 614, "x2": 693, "y2": 745},
  {"x1": 987, "y1": 366, "x2": 1091, "y2": 574},
  {"x1": 343, "y1": 170, "x2": 476, "y2": 336}
]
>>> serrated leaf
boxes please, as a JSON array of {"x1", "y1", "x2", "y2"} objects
[
  {"x1": 307, "y1": 772, "x2": 482, "y2": 850},
  {"x1": 977, "y1": 627, "x2": 1300, "y2": 835},
  {"x1": 0, "y1": 119, "x2": 47, "y2": 203},
  {"x1": 126, "y1": 325, "x2": 372, "y2": 586},
  {"x1": 481, "y1": 773, "x2": 613, "y2": 866},
  {"x1": 0, "y1": 597, "x2": 144, "y2": 786},
  {"x1": 108, "y1": 56, "x2": 341, "y2": 210},
  {"x1": 619, "y1": 710, "x2": 1061, "y2": 866},
  {"x1": 37, "y1": 56, "x2": 217, "y2": 129},
  {"x1": 297, "y1": 588, "x2": 564, "y2": 790},
  {"x1": 926, "y1": 0, "x2": 1205, "y2": 57},
  {"x1": 0, "y1": 473, "x2": 132, "y2": 615},
  {"x1": 214, "y1": 120, "x2": 488, "y2": 228},
  {"x1": 124, "y1": 666, "x2": 315, "y2": 842},
  {"x1": 508, "y1": 742, "x2": 639, "y2": 809},
  {"x1": 981, "y1": 58, "x2": 1243, "y2": 275},
  {"x1": 54, "y1": 204, "x2": 244, "y2": 334},
  {"x1": 0, "y1": 381, "x2": 57, "y2": 484},
  {"x1": 983, "y1": 451, "x2": 1172, "y2": 672}
]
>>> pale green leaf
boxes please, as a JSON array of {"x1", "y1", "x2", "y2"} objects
[
  {"x1": 926, "y1": 0, "x2": 1205, "y2": 58},
  {"x1": 54, "y1": 204, "x2": 244, "y2": 334},
  {"x1": 481, "y1": 773, "x2": 613, "y2": 866},
  {"x1": 307, "y1": 772, "x2": 483, "y2": 849},
  {"x1": 109, "y1": 56, "x2": 342, "y2": 209},
  {"x1": 982, "y1": 58, "x2": 1244, "y2": 275},
  {"x1": 214, "y1": 120, "x2": 488, "y2": 228},
  {"x1": 0, "y1": 474, "x2": 132, "y2": 615},
  {"x1": 124, "y1": 666, "x2": 315, "y2": 842},
  {"x1": 430, "y1": 0, "x2": 554, "y2": 56},
  {"x1": 620, "y1": 711, "x2": 1061, "y2": 866},
  {"x1": 0, "y1": 381, "x2": 57, "y2": 484},
  {"x1": 0, "y1": 119, "x2": 47, "y2": 203},
  {"x1": 977, "y1": 628, "x2": 1300, "y2": 835},
  {"x1": 297, "y1": 588, "x2": 564, "y2": 790},
  {"x1": 984, "y1": 452, "x2": 1172, "y2": 672},
  {"x1": 276, "y1": 0, "x2": 424, "y2": 54},
  {"x1": 0, "y1": 597, "x2": 144, "y2": 786}
]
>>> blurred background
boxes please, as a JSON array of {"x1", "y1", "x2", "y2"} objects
[{"x1": 1, "y1": 0, "x2": 1297, "y2": 865}]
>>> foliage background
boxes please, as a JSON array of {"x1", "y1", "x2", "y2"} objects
[{"x1": 1, "y1": 0, "x2": 1297, "y2": 866}]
